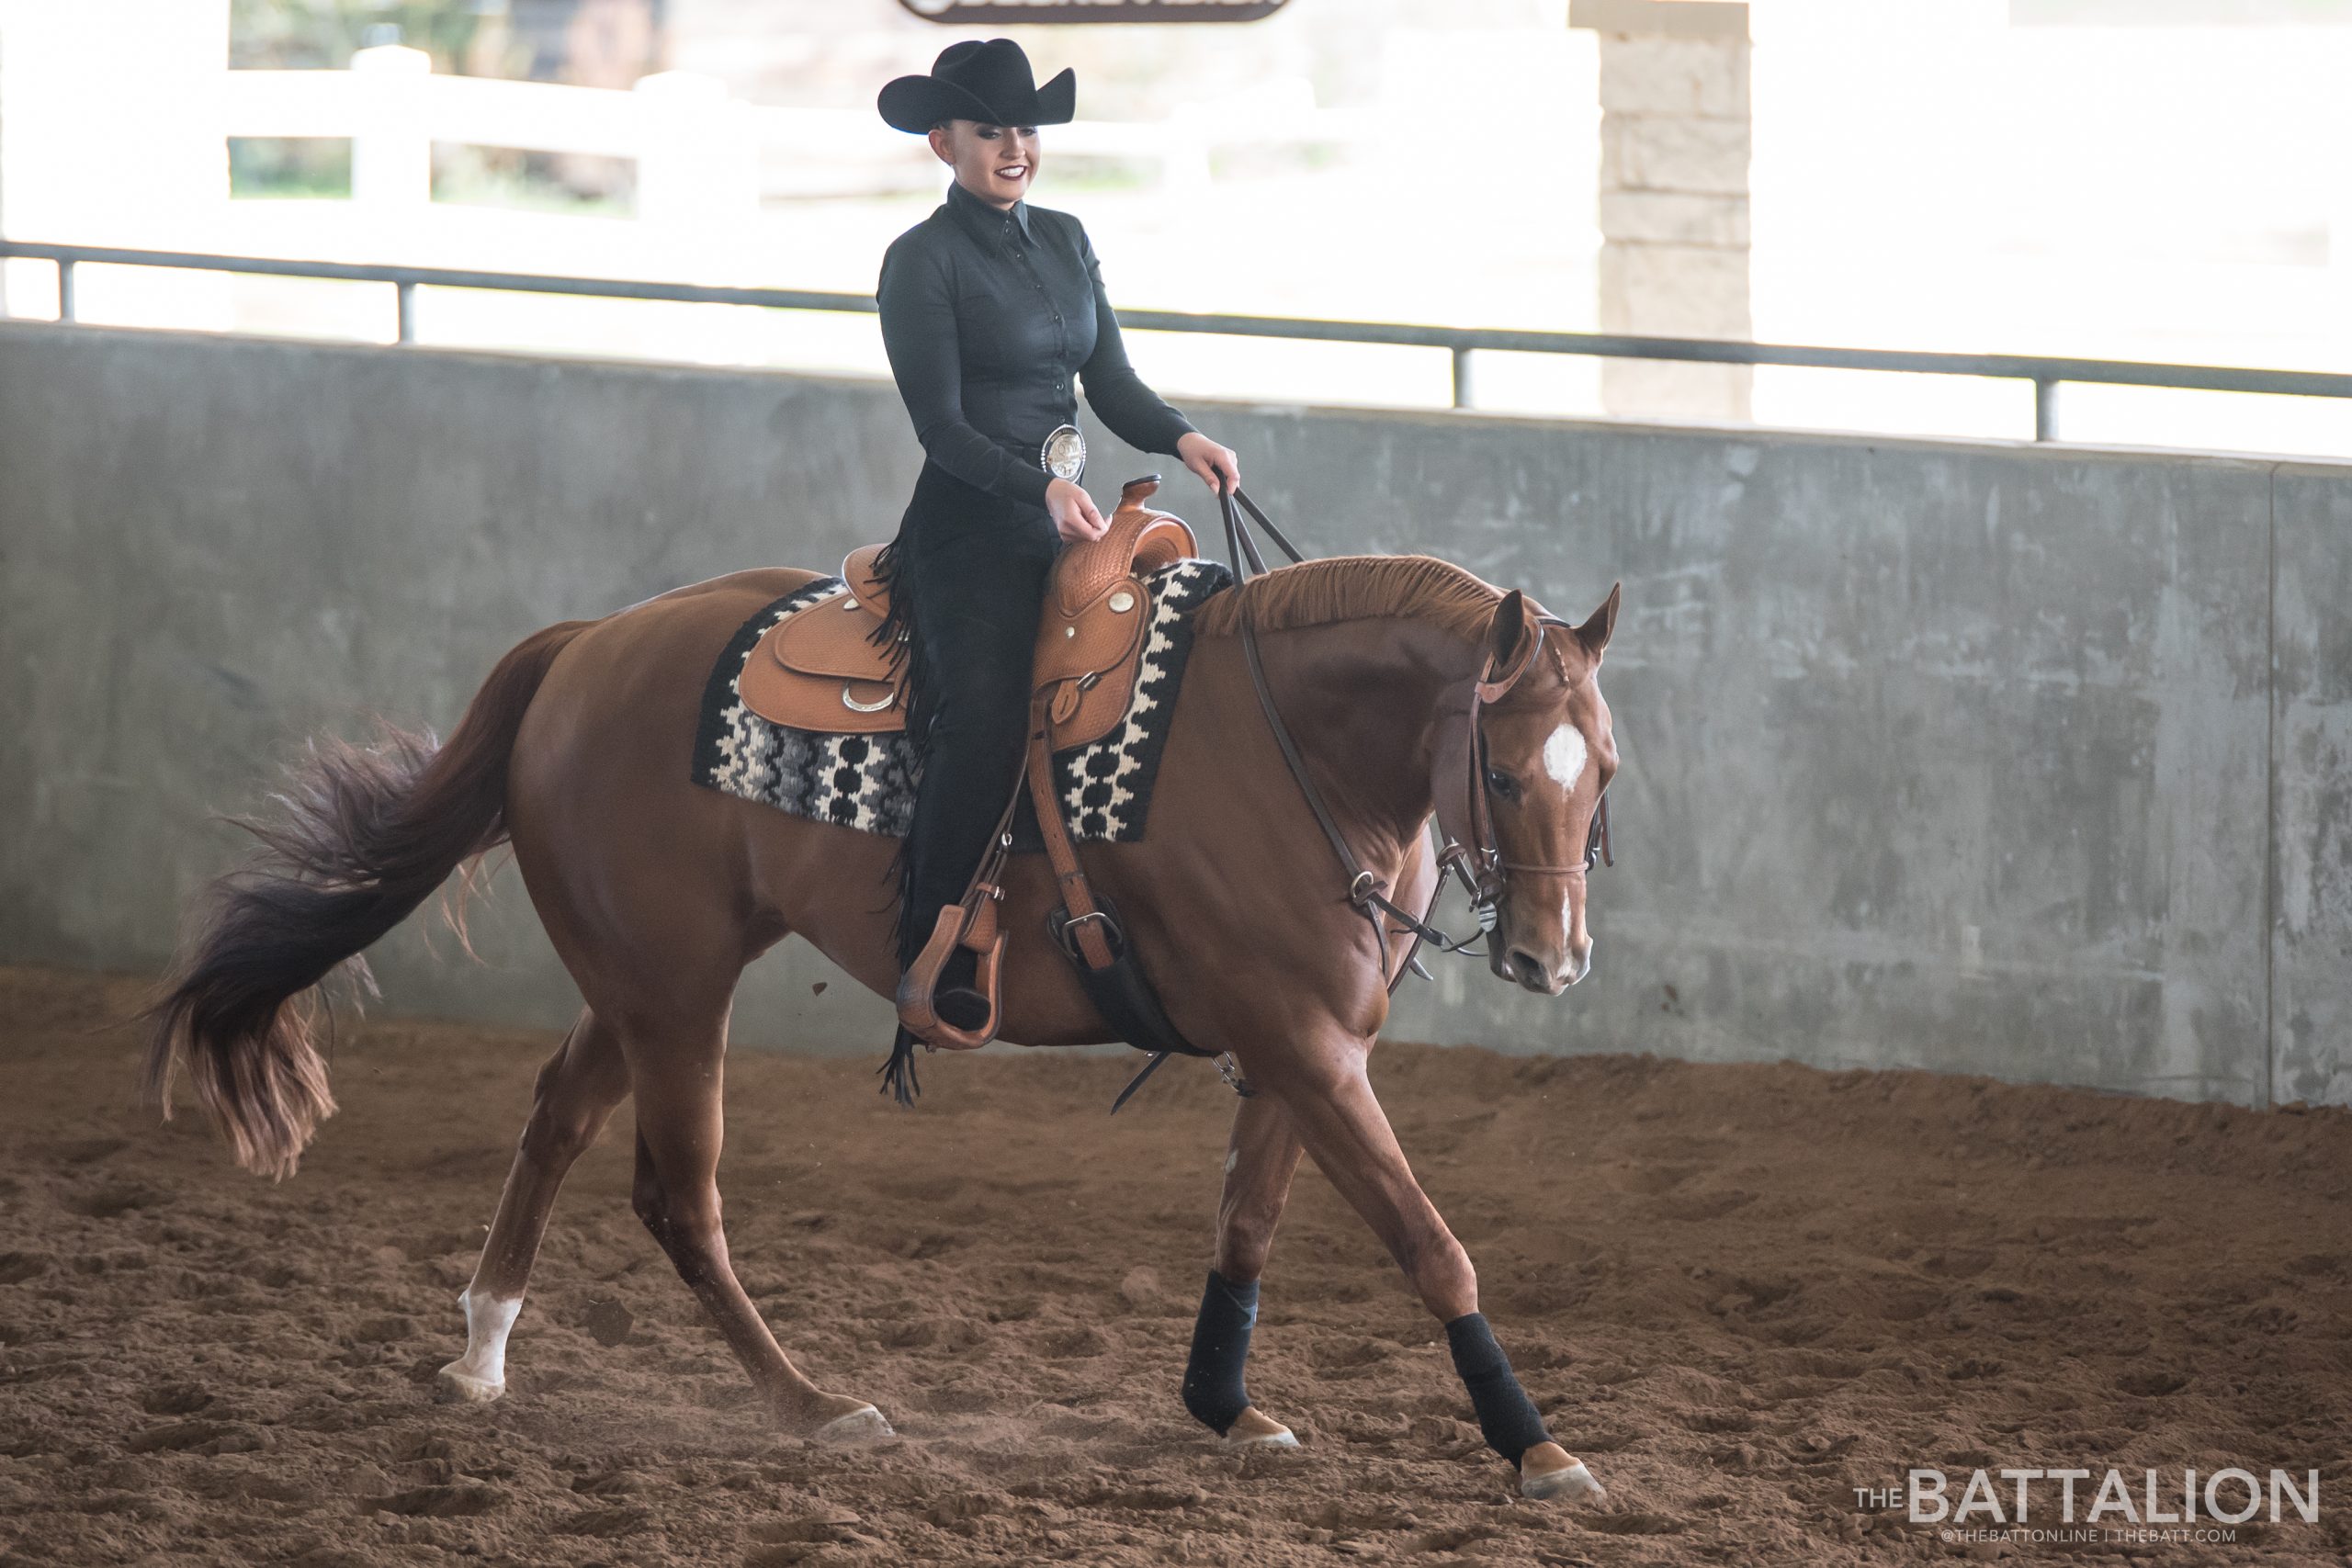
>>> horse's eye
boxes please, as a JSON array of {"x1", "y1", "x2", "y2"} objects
[{"x1": 1485, "y1": 768, "x2": 1517, "y2": 800}]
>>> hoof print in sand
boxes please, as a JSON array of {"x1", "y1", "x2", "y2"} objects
[{"x1": 374, "y1": 1483, "x2": 503, "y2": 1518}]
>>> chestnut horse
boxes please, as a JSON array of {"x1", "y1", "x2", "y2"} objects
[{"x1": 144, "y1": 548, "x2": 1621, "y2": 1502}]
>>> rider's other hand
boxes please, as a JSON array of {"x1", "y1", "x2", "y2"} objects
[
  {"x1": 1046, "y1": 478, "x2": 1107, "y2": 544},
  {"x1": 1177, "y1": 431, "x2": 1240, "y2": 498}
]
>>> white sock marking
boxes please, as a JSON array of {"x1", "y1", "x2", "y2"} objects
[{"x1": 448, "y1": 1288, "x2": 522, "y2": 1389}]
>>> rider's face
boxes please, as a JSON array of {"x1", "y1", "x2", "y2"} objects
[{"x1": 929, "y1": 119, "x2": 1039, "y2": 209}]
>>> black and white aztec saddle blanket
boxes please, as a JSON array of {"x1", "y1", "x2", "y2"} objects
[{"x1": 691, "y1": 556, "x2": 1234, "y2": 846}]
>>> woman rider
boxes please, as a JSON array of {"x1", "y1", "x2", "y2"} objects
[{"x1": 871, "y1": 39, "x2": 1241, "y2": 1067}]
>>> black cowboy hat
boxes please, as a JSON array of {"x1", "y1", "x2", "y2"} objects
[{"x1": 877, "y1": 38, "x2": 1076, "y2": 134}]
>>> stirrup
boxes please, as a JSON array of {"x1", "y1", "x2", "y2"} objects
[{"x1": 895, "y1": 888, "x2": 1005, "y2": 1050}]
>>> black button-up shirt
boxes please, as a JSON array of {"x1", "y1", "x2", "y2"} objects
[{"x1": 877, "y1": 178, "x2": 1195, "y2": 510}]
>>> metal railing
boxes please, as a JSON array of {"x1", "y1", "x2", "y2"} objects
[{"x1": 9, "y1": 240, "x2": 2352, "y2": 443}]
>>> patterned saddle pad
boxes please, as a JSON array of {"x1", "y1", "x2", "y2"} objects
[{"x1": 691, "y1": 556, "x2": 1233, "y2": 846}]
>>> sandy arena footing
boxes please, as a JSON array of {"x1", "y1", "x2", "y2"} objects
[{"x1": 0, "y1": 964, "x2": 2346, "y2": 1566}]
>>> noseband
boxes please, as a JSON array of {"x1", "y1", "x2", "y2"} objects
[{"x1": 1218, "y1": 488, "x2": 1612, "y2": 987}]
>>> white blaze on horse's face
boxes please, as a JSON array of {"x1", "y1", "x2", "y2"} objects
[
  {"x1": 1490, "y1": 686, "x2": 1611, "y2": 994},
  {"x1": 1486, "y1": 710, "x2": 1583, "y2": 994},
  {"x1": 1543, "y1": 723, "x2": 1588, "y2": 794},
  {"x1": 1555, "y1": 691, "x2": 1608, "y2": 987}
]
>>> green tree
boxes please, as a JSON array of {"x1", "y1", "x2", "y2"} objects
[{"x1": 230, "y1": 0, "x2": 503, "y2": 75}]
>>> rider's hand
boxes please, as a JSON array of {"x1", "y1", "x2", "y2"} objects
[
  {"x1": 1177, "y1": 431, "x2": 1240, "y2": 498},
  {"x1": 1046, "y1": 477, "x2": 1107, "y2": 544}
]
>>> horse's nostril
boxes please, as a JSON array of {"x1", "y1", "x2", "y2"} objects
[{"x1": 1507, "y1": 950, "x2": 1547, "y2": 989}]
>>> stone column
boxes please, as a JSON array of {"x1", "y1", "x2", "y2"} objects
[{"x1": 1571, "y1": 0, "x2": 1751, "y2": 423}]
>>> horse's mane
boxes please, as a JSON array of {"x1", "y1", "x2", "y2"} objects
[{"x1": 1189, "y1": 553, "x2": 1502, "y2": 644}]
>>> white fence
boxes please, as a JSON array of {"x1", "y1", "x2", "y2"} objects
[
  {"x1": 220, "y1": 47, "x2": 1362, "y2": 218},
  {"x1": 0, "y1": 16, "x2": 1369, "y2": 350}
]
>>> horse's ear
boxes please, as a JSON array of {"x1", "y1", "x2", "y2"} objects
[
  {"x1": 1484, "y1": 590, "x2": 1528, "y2": 671},
  {"x1": 1575, "y1": 582, "x2": 1621, "y2": 660}
]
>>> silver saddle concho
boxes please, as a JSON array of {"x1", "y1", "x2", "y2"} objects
[{"x1": 1041, "y1": 423, "x2": 1086, "y2": 482}]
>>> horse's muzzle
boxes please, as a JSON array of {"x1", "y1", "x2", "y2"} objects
[
  {"x1": 1498, "y1": 938, "x2": 1591, "y2": 993},
  {"x1": 1501, "y1": 947, "x2": 1561, "y2": 994}
]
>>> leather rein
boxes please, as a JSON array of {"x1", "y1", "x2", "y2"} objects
[{"x1": 1217, "y1": 486, "x2": 1612, "y2": 993}]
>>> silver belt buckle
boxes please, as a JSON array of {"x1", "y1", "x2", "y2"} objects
[{"x1": 1041, "y1": 423, "x2": 1086, "y2": 482}]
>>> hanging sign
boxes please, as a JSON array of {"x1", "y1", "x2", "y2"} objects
[{"x1": 897, "y1": 0, "x2": 1288, "y2": 21}]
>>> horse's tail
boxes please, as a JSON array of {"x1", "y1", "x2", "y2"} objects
[{"x1": 142, "y1": 618, "x2": 594, "y2": 1179}]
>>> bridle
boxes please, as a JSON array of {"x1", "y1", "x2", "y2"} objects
[
  {"x1": 1218, "y1": 486, "x2": 1612, "y2": 993},
  {"x1": 1441, "y1": 615, "x2": 1613, "y2": 935},
  {"x1": 1109, "y1": 483, "x2": 1610, "y2": 1113}
]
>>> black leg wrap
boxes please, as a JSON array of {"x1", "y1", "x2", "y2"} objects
[
  {"x1": 1444, "y1": 1312, "x2": 1551, "y2": 1468},
  {"x1": 1181, "y1": 1269, "x2": 1259, "y2": 1436}
]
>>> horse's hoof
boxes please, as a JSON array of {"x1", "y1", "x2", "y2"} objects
[
  {"x1": 433, "y1": 1363, "x2": 504, "y2": 1405},
  {"x1": 810, "y1": 1404, "x2": 894, "y2": 1443},
  {"x1": 1520, "y1": 1445, "x2": 1604, "y2": 1503},
  {"x1": 1219, "y1": 1406, "x2": 1301, "y2": 1451}
]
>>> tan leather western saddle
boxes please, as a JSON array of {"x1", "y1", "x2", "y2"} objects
[
  {"x1": 736, "y1": 475, "x2": 1202, "y2": 1058},
  {"x1": 738, "y1": 474, "x2": 1195, "y2": 752}
]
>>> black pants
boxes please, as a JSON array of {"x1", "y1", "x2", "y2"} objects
[{"x1": 879, "y1": 461, "x2": 1060, "y2": 974}]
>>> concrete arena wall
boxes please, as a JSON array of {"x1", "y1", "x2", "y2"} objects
[{"x1": 3, "y1": 321, "x2": 2345, "y2": 1108}]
